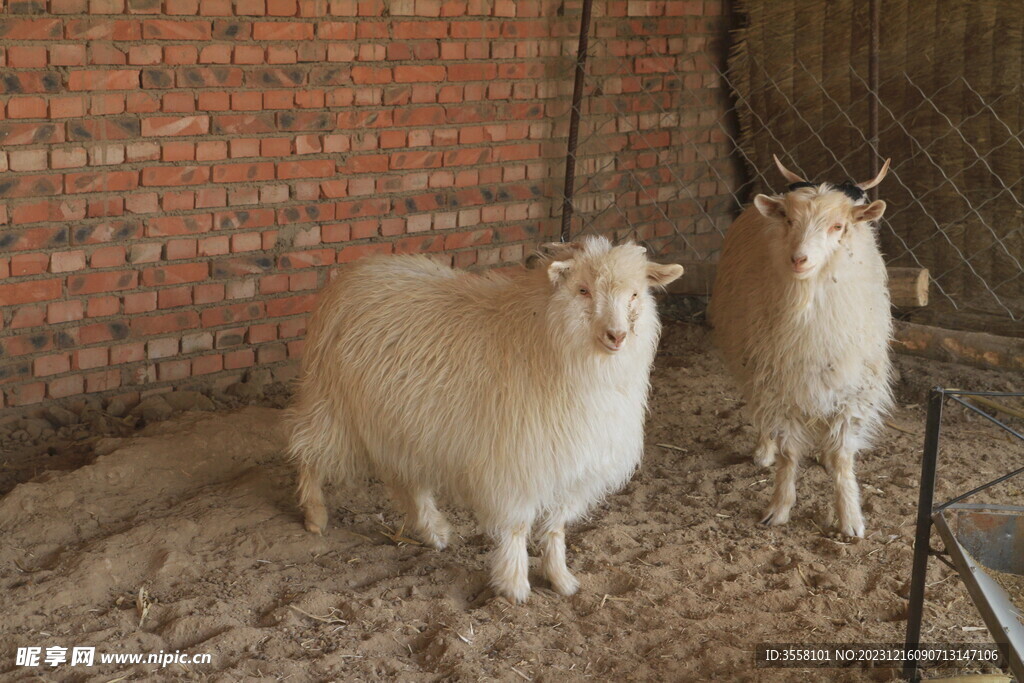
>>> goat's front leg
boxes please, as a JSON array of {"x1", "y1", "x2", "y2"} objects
[
  {"x1": 760, "y1": 425, "x2": 806, "y2": 527},
  {"x1": 538, "y1": 512, "x2": 579, "y2": 596},
  {"x1": 490, "y1": 523, "x2": 531, "y2": 603},
  {"x1": 822, "y1": 419, "x2": 866, "y2": 538}
]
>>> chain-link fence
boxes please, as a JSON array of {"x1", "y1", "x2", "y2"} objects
[{"x1": 561, "y1": 1, "x2": 1024, "y2": 336}]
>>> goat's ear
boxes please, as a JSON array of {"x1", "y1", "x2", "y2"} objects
[
  {"x1": 547, "y1": 260, "x2": 572, "y2": 285},
  {"x1": 853, "y1": 199, "x2": 886, "y2": 223},
  {"x1": 529, "y1": 241, "x2": 581, "y2": 270},
  {"x1": 647, "y1": 263, "x2": 684, "y2": 287},
  {"x1": 753, "y1": 194, "x2": 786, "y2": 220}
]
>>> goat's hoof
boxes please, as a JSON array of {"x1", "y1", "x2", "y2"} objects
[
  {"x1": 837, "y1": 520, "x2": 865, "y2": 538},
  {"x1": 303, "y1": 505, "x2": 327, "y2": 535},
  {"x1": 423, "y1": 531, "x2": 449, "y2": 551},
  {"x1": 495, "y1": 580, "x2": 531, "y2": 604},
  {"x1": 432, "y1": 521, "x2": 453, "y2": 550},
  {"x1": 760, "y1": 507, "x2": 791, "y2": 527},
  {"x1": 549, "y1": 571, "x2": 580, "y2": 597},
  {"x1": 752, "y1": 447, "x2": 776, "y2": 467}
]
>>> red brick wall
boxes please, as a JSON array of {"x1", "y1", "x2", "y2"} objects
[{"x1": 0, "y1": 0, "x2": 734, "y2": 411}]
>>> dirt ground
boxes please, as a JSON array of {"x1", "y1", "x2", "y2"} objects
[{"x1": 1, "y1": 322, "x2": 1022, "y2": 682}]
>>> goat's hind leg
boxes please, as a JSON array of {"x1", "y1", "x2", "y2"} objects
[
  {"x1": 297, "y1": 460, "x2": 328, "y2": 535},
  {"x1": 753, "y1": 429, "x2": 778, "y2": 467},
  {"x1": 389, "y1": 484, "x2": 452, "y2": 550}
]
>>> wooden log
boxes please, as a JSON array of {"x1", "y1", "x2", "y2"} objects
[
  {"x1": 893, "y1": 320, "x2": 1024, "y2": 372},
  {"x1": 887, "y1": 267, "x2": 929, "y2": 307},
  {"x1": 666, "y1": 262, "x2": 930, "y2": 307}
]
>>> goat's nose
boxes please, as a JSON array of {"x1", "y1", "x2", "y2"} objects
[
  {"x1": 606, "y1": 330, "x2": 626, "y2": 347},
  {"x1": 791, "y1": 254, "x2": 808, "y2": 268}
]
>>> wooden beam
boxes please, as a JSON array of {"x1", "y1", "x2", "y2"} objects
[
  {"x1": 893, "y1": 320, "x2": 1024, "y2": 372},
  {"x1": 666, "y1": 262, "x2": 930, "y2": 308}
]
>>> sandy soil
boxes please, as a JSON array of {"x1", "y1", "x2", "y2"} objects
[{"x1": 1, "y1": 322, "x2": 1021, "y2": 682}]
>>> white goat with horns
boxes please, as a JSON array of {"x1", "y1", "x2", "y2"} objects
[
  {"x1": 709, "y1": 155, "x2": 894, "y2": 537},
  {"x1": 287, "y1": 236, "x2": 683, "y2": 601}
]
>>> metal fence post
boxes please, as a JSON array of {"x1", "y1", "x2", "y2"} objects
[
  {"x1": 560, "y1": 0, "x2": 595, "y2": 242},
  {"x1": 903, "y1": 387, "x2": 945, "y2": 681}
]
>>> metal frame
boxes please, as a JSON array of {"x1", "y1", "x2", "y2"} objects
[
  {"x1": 560, "y1": 0, "x2": 595, "y2": 242},
  {"x1": 904, "y1": 387, "x2": 1024, "y2": 681}
]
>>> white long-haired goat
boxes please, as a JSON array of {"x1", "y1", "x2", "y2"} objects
[
  {"x1": 708, "y1": 156, "x2": 894, "y2": 537},
  {"x1": 287, "y1": 236, "x2": 683, "y2": 602}
]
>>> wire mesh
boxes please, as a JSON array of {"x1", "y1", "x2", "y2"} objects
[{"x1": 561, "y1": 3, "x2": 1024, "y2": 333}]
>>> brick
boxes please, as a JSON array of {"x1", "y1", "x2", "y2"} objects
[
  {"x1": 191, "y1": 354, "x2": 223, "y2": 375},
  {"x1": 181, "y1": 331, "x2": 213, "y2": 353},
  {"x1": 158, "y1": 286, "x2": 192, "y2": 308},
  {"x1": 141, "y1": 262, "x2": 209, "y2": 286},
  {"x1": 74, "y1": 347, "x2": 109, "y2": 371},
  {"x1": 176, "y1": 67, "x2": 243, "y2": 88},
  {"x1": 132, "y1": 311, "x2": 201, "y2": 336},
  {"x1": 129, "y1": 44, "x2": 163, "y2": 65},
  {"x1": 0, "y1": 18, "x2": 63, "y2": 40},
  {"x1": 393, "y1": 20, "x2": 448, "y2": 38},
  {"x1": 124, "y1": 291, "x2": 157, "y2": 313},
  {"x1": 277, "y1": 159, "x2": 334, "y2": 179},
  {"x1": 7, "y1": 97, "x2": 47, "y2": 119},
  {"x1": 279, "y1": 249, "x2": 333, "y2": 268},
  {"x1": 86, "y1": 295, "x2": 119, "y2": 318},
  {"x1": 210, "y1": 114, "x2": 276, "y2": 135},
  {"x1": 140, "y1": 165, "x2": 210, "y2": 186},
  {"x1": 34, "y1": 353, "x2": 72, "y2": 377},
  {"x1": 67, "y1": 270, "x2": 138, "y2": 295},
  {"x1": 165, "y1": 238, "x2": 198, "y2": 260},
  {"x1": 49, "y1": 375, "x2": 85, "y2": 399},
  {"x1": 212, "y1": 161, "x2": 275, "y2": 183},
  {"x1": 158, "y1": 359, "x2": 191, "y2": 381},
  {"x1": 0, "y1": 278, "x2": 62, "y2": 305},
  {"x1": 394, "y1": 65, "x2": 446, "y2": 82},
  {"x1": 68, "y1": 69, "x2": 140, "y2": 91},
  {"x1": 11, "y1": 252, "x2": 49, "y2": 276},
  {"x1": 252, "y1": 21, "x2": 314, "y2": 40},
  {"x1": 47, "y1": 300, "x2": 84, "y2": 324},
  {"x1": 110, "y1": 342, "x2": 145, "y2": 364},
  {"x1": 200, "y1": 301, "x2": 264, "y2": 327},
  {"x1": 143, "y1": 20, "x2": 212, "y2": 40},
  {"x1": 90, "y1": 245, "x2": 126, "y2": 268},
  {"x1": 142, "y1": 115, "x2": 209, "y2": 137},
  {"x1": 224, "y1": 349, "x2": 255, "y2": 369},
  {"x1": 12, "y1": 306, "x2": 46, "y2": 329},
  {"x1": 3, "y1": 332, "x2": 53, "y2": 357},
  {"x1": 199, "y1": 0, "x2": 231, "y2": 13},
  {"x1": 62, "y1": 170, "x2": 137, "y2": 195},
  {"x1": 146, "y1": 213, "x2": 213, "y2": 236},
  {"x1": 8, "y1": 383, "x2": 46, "y2": 407},
  {"x1": 351, "y1": 66, "x2": 391, "y2": 84},
  {"x1": 0, "y1": 122, "x2": 64, "y2": 146},
  {"x1": 265, "y1": 293, "x2": 315, "y2": 317}
]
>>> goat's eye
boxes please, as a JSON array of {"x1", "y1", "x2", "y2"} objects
[
  {"x1": 830, "y1": 223, "x2": 843, "y2": 232},
  {"x1": 578, "y1": 286, "x2": 590, "y2": 297},
  {"x1": 631, "y1": 291, "x2": 638, "y2": 300}
]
